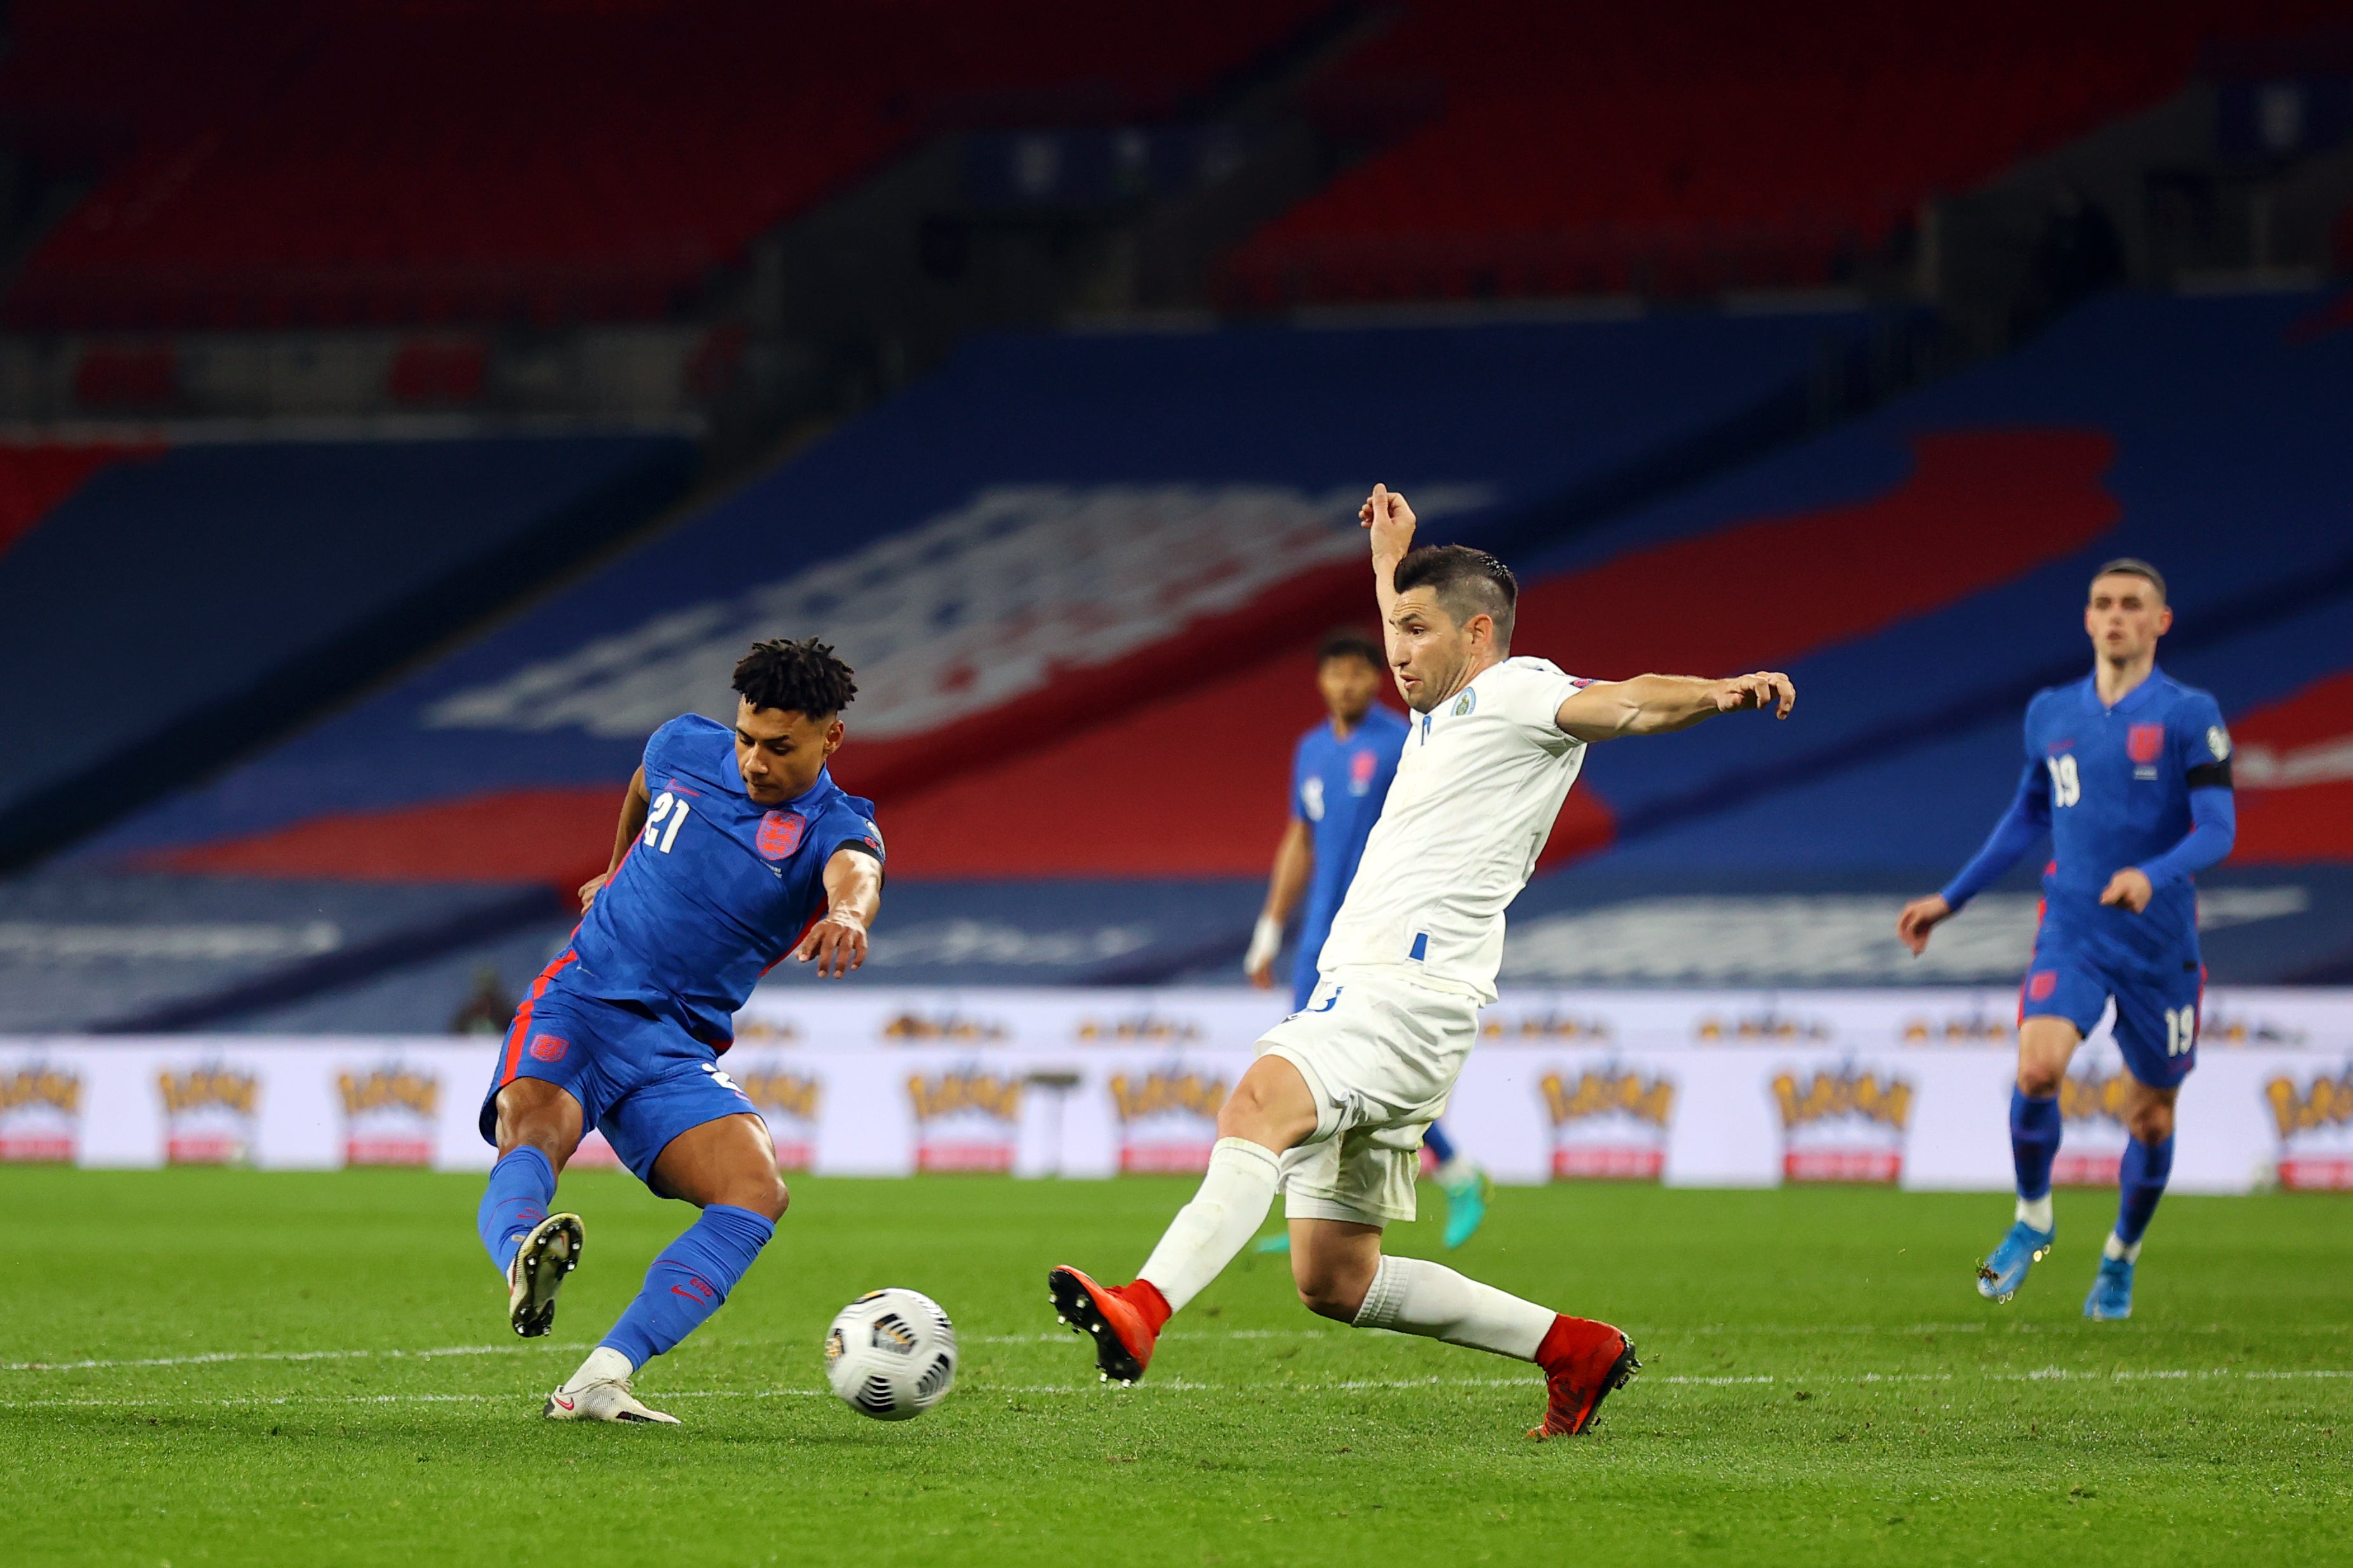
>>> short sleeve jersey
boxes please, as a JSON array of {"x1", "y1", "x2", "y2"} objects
[
  {"x1": 1319, "y1": 657, "x2": 1592, "y2": 1004},
  {"x1": 2026, "y1": 668, "x2": 2231, "y2": 959},
  {"x1": 1291, "y1": 706, "x2": 1409, "y2": 966},
  {"x1": 565, "y1": 714, "x2": 884, "y2": 1044}
]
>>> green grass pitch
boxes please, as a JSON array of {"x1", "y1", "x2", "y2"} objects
[{"x1": 2, "y1": 1168, "x2": 2347, "y2": 1567}]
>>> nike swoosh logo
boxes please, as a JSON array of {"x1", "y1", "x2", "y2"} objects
[{"x1": 552, "y1": 1395, "x2": 575, "y2": 1411}]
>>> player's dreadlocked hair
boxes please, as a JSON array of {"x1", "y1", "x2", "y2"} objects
[
  {"x1": 732, "y1": 636, "x2": 858, "y2": 716},
  {"x1": 1316, "y1": 627, "x2": 1385, "y2": 670},
  {"x1": 1393, "y1": 544, "x2": 1517, "y2": 648}
]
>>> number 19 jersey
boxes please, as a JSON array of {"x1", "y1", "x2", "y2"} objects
[{"x1": 565, "y1": 713, "x2": 884, "y2": 1046}]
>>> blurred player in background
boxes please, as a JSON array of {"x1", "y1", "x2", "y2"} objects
[
  {"x1": 1245, "y1": 628, "x2": 1491, "y2": 1250},
  {"x1": 475, "y1": 637, "x2": 885, "y2": 1423},
  {"x1": 1899, "y1": 560, "x2": 2234, "y2": 1321},
  {"x1": 1051, "y1": 485, "x2": 1798, "y2": 1439}
]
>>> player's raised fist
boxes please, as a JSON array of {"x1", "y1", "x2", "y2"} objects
[
  {"x1": 1895, "y1": 893, "x2": 1951, "y2": 956},
  {"x1": 577, "y1": 872, "x2": 610, "y2": 912},
  {"x1": 1359, "y1": 484, "x2": 1416, "y2": 560},
  {"x1": 1711, "y1": 671, "x2": 1796, "y2": 719}
]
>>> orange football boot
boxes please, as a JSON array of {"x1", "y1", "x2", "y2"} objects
[
  {"x1": 1048, "y1": 1266, "x2": 1166, "y2": 1385},
  {"x1": 1528, "y1": 1314, "x2": 1640, "y2": 1439}
]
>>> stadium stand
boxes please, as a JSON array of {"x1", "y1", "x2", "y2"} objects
[
  {"x1": 1223, "y1": 0, "x2": 2349, "y2": 305},
  {"x1": 6, "y1": 310, "x2": 1861, "y2": 1027},
  {"x1": 0, "y1": 433, "x2": 696, "y2": 869},
  {"x1": 0, "y1": 0, "x2": 1334, "y2": 330}
]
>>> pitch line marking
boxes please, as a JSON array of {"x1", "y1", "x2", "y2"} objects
[
  {"x1": 7, "y1": 1368, "x2": 2350, "y2": 1413},
  {"x1": 0, "y1": 1342, "x2": 590, "y2": 1374}
]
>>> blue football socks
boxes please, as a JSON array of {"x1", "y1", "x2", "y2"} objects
[
  {"x1": 2114, "y1": 1134, "x2": 2174, "y2": 1247},
  {"x1": 2009, "y1": 1090, "x2": 2061, "y2": 1202},
  {"x1": 1423, "y1": 1122, "x2": 1458, "y2": 1166},
  {"x1": 477, "y1": 1145, "x2": 557, "y2": 1275},
  {"x1": 598, "y1": 1203, "x2": 776, "y2": 1369}
]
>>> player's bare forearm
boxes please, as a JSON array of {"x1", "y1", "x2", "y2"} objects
[
  {"x1": 1262, "y1": 820, "x2": 1312, "y2": 924},
  {"x1": 1553, "y1": 672, "x2": 1795, "y2": 742},
  {"x1": 1359, "y1": 484, "x2": 1416, "y2": 622},
  {"x1": 793, "y1": 847, "x2": 883, "y2": 978},
  {"x1": 609, "y1": 767, "x2": 650, "y2": 872},
  {"x1": 579, "y1": 767, "x2": 652, "y2": 910}
]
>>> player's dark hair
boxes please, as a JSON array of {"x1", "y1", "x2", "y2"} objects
[
  {"x1": 1393, "y1": 544, "x2": 1517, "y2": 647},
  {"x1": 2092, "y1": 557, "x2": 2166, "y2": 603},
  {"x1": 732, "y1": 636, "x2": 857, "y2": 716},
  {"x1": 1316, "y1": 628, "x2": 1385, "y2": 671}
]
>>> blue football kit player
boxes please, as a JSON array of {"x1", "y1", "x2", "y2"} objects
[
  {"x1": 1244, "y1": 629, "x2": 1490, "y2": 1249},
  {"x1": 1900, "y1": 560, "x2": 2235, "y2": 1320},
  {"x1": 474, "y1": 636, "x2": 885, "y2": 1423}
]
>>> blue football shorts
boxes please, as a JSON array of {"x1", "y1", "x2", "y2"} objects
[
  {"x1": 478, "y1": 978, "x2": 757, "y2": 1185},
  {"x1": 2019, "y1": 933, "x2": 2203, "y2": 1090}
]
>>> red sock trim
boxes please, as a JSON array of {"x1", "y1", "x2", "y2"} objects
[
  {"x1": 1533, "y1": 1314, "x2": 1577, "y2": 1369},
  {"x1": 1123, "y1": 1279, "x2": 1172, "y2": 1334}
]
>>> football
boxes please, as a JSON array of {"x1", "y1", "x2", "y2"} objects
[{"x1": 824, "y1": 1288, "x2": 959, "y2": 1421}]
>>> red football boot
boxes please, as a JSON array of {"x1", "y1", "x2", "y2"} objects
[
  {"x1": 1527, "y1": 1314, "x2": 1640, "y2": 1439},
  {"x1": 1048, "y1": 1266, "x2": 1167, "y2": 1385}
]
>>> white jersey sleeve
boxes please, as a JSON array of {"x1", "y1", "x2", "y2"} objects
[{"x1": 1490, "y1": 657, "x2": 1591, "y2": 736}]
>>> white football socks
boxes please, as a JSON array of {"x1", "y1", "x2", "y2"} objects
[
  {"x1": 2016, "y1": 1194, "x2": 2055, "y2": 1232},
  {"x1": 1138, "y1": 1137, "x2": 1282, "y2": 1315},
  {"x1": 1350, "y1": 1255, "x2": 1554, "y2": 1360},
  {"x1": 563, "y1": 1345, "x2": 633, "y2": 1390},
  {"x1": 2103, "y1": 1233, "x2": 2142, "y2": 1263}
]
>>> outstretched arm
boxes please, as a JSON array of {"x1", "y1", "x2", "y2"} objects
[
  {"x1": 1246, "y1": 819, "x2": 1314, "y2": 987},
  {"x1": 1552, "y1": 671, "x2": 1796, "y2": 742},
  {"x1": 1897, "y1": 760, "x2": 2050, "y2": 954},
  {"x1": 579, "y1": 766, "x2": 650, "y2": 911},
  {"x1": 791, "y1": 846, "x2": 884, "y2": 978}
]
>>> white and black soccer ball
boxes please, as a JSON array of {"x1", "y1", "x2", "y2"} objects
[{"x1": 824, "y1": 1288, "x2": 958, "y2": 1421}]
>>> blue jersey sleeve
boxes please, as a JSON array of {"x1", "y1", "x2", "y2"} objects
[
  {"x1": 817, "y1": 798, "x2": 885, "y2": 868},
  {"x1": 1939, "y1": 704, "x2": 2052, "y2": 910},
  {"x1": 1289, "y1": 734, "x2": 1314, "y2": 824},
  {"x1": 2139, "y1": 691, "x2": 2236, "y2": 887}
]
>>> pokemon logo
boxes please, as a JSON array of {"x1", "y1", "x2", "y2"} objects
[
  {"x1": 907, "y1": 1072, "x2": 1022, "y2": 1124},
  {"x1": 1078, "y1": 1015, "x2": 1203, "y2": 1046},
  {"x1": 0, "y1": 1065, "x2": 79, "y2": 1116},
  {"x1": 732, "y1": 1018, "x2": 802, "y2": 1044},
  {"x1": 157, "y1": 1066, "x2": 260, "y2": 1117},
  {"x1": 2208, "y1": 1011, "x2": 2307, "y2": 1048},
  {"x1": 1901, "y1": 1015, "x2": 2014, "y2": 1045},
  {"x1": 1540, "y1": 1068, "x2": 1673, "y2": 1130},
  {"x1": 1483, "y1": 1011, "x2": 1614, "y2": 1043},
  {"x1": 883, "y1": 1012, "x2": 1008, "y2": 1043},
  {"x1": 1111, "y1": 1069, "x2": 1229, "y2": 1174},
  {"x1": 1771, "y1": 1065, "x2": 1913, "y2": 1184},
  {"x1": 741, "y1": 1071, "x2": 822, "y2": 1122},
  {"x1": 2265, "y1": 1067, "x2": 2353, "y2": 1191},
  {"x1": 908, "y1": 1071, "x2": 1022, "y2": 1173},
  {"x1": 1699, "y1": 1011, "x2": 1833, "y2": 1044},
  {"x1": 1539, "y1": 1064, "x2": 1673, "y2": 1181},
  {"x1": 337, "y1": 1065, "x2": 440, "y2": 1168},
  {"x1": 336, "y1": 1068, "x2": 439, "y2": 1119},
  {"x1": 1107, "y1": 1071, "x2": 1228, "y2": 1124},
  {"x1": 1771, "y1": 1068, "x2": 1913, "y2": 1131},
  {"x1": 0, "y1": 1064, "x2": 81, "y2": 1163},
  {"x1": 157, "y1": 1064, "x2": 261, "y2": 1165},
  {"x1": 2266, "y1": 1069, "x2": 2353, "y2": 1136}
]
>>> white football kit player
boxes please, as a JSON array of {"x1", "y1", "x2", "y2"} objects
[{"x1": 1258, "y1": 655, "x2": 1592, "y2": 1225}]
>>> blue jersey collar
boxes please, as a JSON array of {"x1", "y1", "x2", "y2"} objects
[{"x1": 2084, "y1": 666, "x2": 2168, "y2": 715}]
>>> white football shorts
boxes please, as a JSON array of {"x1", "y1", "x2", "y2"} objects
[{"x1": 1256, "y1": 968, "x2": 1480, "y2": 1227}]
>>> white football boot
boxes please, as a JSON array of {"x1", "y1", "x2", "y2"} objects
[
  {"x1": 544, "y1": 1348, "x2": 680, "y2": 1425},
  {"x1": 506, "y1": 1212, "x2": 584, "y2": 1338}
]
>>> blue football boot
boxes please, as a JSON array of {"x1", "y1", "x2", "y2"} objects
[
  {"x1": 1440, "y1": 1164, "x2": 1490, "y2": 1250},
  {"x1": 2083, "y1": 1255, "x2": 2135, "y2": 1320},
  {"x1": 1975, "y1": 1220, "x2": 2055, "y2": 1303}
]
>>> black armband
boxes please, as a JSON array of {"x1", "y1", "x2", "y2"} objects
[{"x1": 2185, "y1": 760, "x2": 2232, "y2": 791}]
